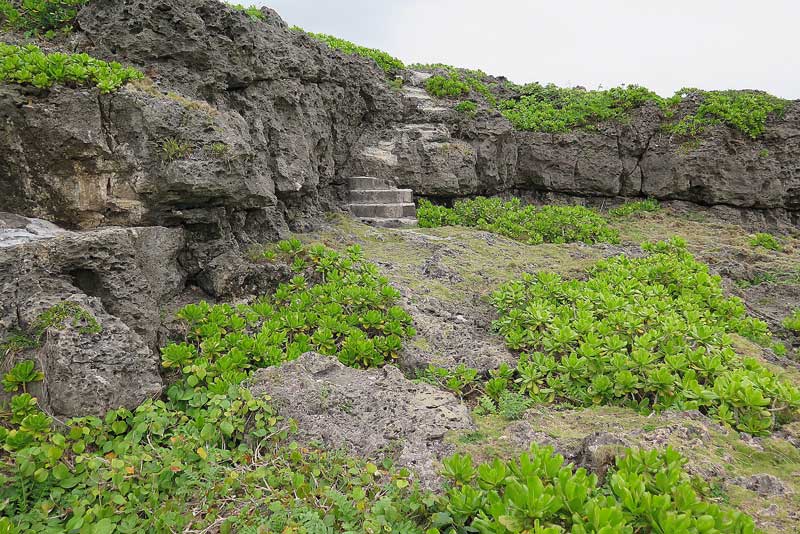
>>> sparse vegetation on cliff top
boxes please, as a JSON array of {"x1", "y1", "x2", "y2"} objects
[
  {"x1": 0, "y1": 43, "x2": 142, "y2": 92},
  {"x1": 0, "y1": 0, "x2": 88, "y2": 37},
  {"x1": 295, "y1": 28, "x2": 406, "y2": 73}
]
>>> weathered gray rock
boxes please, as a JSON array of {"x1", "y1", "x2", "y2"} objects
[
  {"x1": 0, "y1": 215, "x2": 187, "y2": 416},
  {"x1": 0, "y1": 212, "x2": 68, "y2": 247},
  {"x1": 735, "y1": 473, "x2": 793, "y2": 497},
  {"x1": 195, "y1": 250, "x2": 293, "y2": 300},
  {"x1": 351, "y1": 75, "x2": 800, "y2": 214},
  {"x1": 36, "y1": 294, "x2": 163, "y2": 417},
  {"x1": 249, "y1": 352, "x2": 474, "y2": 487}
]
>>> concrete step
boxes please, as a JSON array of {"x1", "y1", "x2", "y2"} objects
[
  {"x1": 349, "y1": 176, "x2": 392, "y2": 190},
  {"x1": 359, "y1": 217, "x2": 418, "y2": 229},
  {"x1": 350, "y1": 189, "x2": 413, "y2": 204},
  {"x1": 349, "y1": 202, "x2": 417, "y2": 219}
]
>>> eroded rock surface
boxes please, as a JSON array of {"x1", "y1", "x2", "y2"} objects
[
  {"x1": 249, "y1": 352, "x2": 474, "y2": 487},
  {"x1": 0, "y1": 214, "x2": 185, "y2": 416}
]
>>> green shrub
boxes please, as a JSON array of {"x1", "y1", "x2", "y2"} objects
[
  {"x1": 417, "y1": 197, "x2": 619, "y2": 245},
  {"x1": 437, "y1": 445, "x2": 757, "y2": 533},
  {"x1": 300, "y1": 31, "x2": 405, "y2": 73},
  {"x1": 609, "y1": 198, "x2": 660, "y2": 217},
  {"x1": 226, "y1": 2, "x2": 263, "y2": 20},
  {"x1": 0, "y1": 0, "x2": 88, "y2": 37},
  {"x1": 784, "y1": 309, "x2": 800, "y2": 333},
  {"x1": 454, "y1": 99, "x2": 478, "y2": 117},
  {"x1": 748, "y1": 232, "x2": 783, "y2": 252},
  {"x1": 2, "y1": 360, "x2": 44, "y2": 393},
  {"x1": 426, "y1": 73, "x2": 470, "y2": 98},
  {"x1": 423, "y1": 66, "x2": 497, "y2": 106},
  {"x1": 667, "y1": 89, "x2": 787, "y2": 139},
  {"x1": 499, "y1": 84, "x2": 662, "y2": 133},
  {"x1": 492, "y1": 238, "x2": 799, "y2": 436},
  {"x1": 172, "y1": 241, "x2": 415, "y2": 375},
  {"x1": 418, "y1": 364, "x2": 481, "y2": 398},
  {"x1": 0, "y1": 43, "x2": 143, "y2": 93},
  {"x1": 0, "y1": 242, "x2": 429, "y2": 533}
]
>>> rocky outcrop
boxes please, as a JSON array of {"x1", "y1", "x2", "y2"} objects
[
  {"x1": 0, "y1": 213, "x2": 185, "y2": 416},
  {"x1": 351, "y1": 83, "x2": 800, "y2": 217},
  {"x1": 249, "y1": 352, "x2": 474, "y2": 487},
  {"x1": 1, "y1": 0, "x2": 799, "y2": 419},
  {"x1": 3, "y1": 0, "x2": 798, "y2": 252}
]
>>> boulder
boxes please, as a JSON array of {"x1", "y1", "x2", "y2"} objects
[
  {"x1": 248, "y1": 352, "x2": 474, "y2": 487},
  {"x1": 0, "y1": 215, "x2": 186, "y2": 416}
]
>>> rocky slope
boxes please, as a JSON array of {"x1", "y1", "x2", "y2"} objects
[{"x1": 2, "y1": 1, "x2": 800, "y2": 531}]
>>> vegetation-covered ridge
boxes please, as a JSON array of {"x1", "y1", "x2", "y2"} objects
[
  {"x1": 293, "y1": 27, "x2": 406, "y2": 74},
  {"x1": 417, "y1": 197, "x2": 620, "y2": 246},
  {"x1": 0, "y1": 0, "x2": 88, "y2": 37},
  {"x1": 0, "y1": 43, "x2": 143, "y2": 93},
  {"x1": 410, "y1": 63, "x2": 789, "y2": 139}
]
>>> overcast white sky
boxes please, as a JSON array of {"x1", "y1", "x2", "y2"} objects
[{"x1": 254, "y1": 0, "x2": 799, "y2": 99}]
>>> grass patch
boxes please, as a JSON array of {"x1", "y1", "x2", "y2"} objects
[
  {"x1": 609, "y1": 198, "x2": 660, "y2": 217},
  {"x1": 748, "y1": 232, "x2": 783, "y2": 252}
]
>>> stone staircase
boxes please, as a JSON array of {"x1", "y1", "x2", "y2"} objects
[{"x1": 348, "y1": 177, "x2": 417, "y2": 228}]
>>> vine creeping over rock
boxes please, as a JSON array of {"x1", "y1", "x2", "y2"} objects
[{"x1": 0, "y1": 44, "x2": 143, "y2": 93}]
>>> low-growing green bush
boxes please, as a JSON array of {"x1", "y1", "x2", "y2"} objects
[
  {"x1": 172, "y1": 240, "x2": 415, "y2": 375},
  {"x1": 667, "y1": 89, "x2": 787, "y2": 139},
  {"x1": 417, "y1": 197, "x2": 619, "y2": 245},
  {"x1": 748, "y1": 232, "x2": 783, "y2": 252},
  {"x1": 0, "y1": 43, "x2": 143, "y2": 93},
  {"x1": 418, "y1": 364, "x2": 481, "y2": 399},
  {"x1": 0, "y1": 241, "x2": 429, "y2": 533},
  {"x1": 784, "y1": 309, "x2": 800, "y2": 333},
  {"x1": 609, "y1": 198, "x2": 660, "y2": 217},
  {"x1": 491, "y1": 238, "x2": 799, "y2": 436},
  {"x1": 454, "y1": 99, "x2": 478, "y2": 117},
  {"x1": 426, "y1": 73, "x2": 470, "y2": 98},
  {"x1": 226, "y1": 2, "x2": 263, "y2": 20},
  {"x1": 299, "y1": 30, "x2": 405, "y2": 73},
  {"x1": 422, "y1": 66, "x2": 497, "y2": 106},
  {"x1": 0, "y1": 0, "x2": 88, "y2": 37},
  {"x1": 436, "y1": 445, "x2": 757, "y2": 533},
  {"x1": 499, "y1": 84, "x2": 661, "y2": 133}
]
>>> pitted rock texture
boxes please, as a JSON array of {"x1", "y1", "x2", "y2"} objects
[
  {"x1": 0, "y1": 215, "x2": 186, "y2": 416},
  {"x1": 352, "y1": 77, "x2": 800, "y2": 215},
  {"x1": 249, "y1": 352, "x2": 474, "y2": 487}
]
